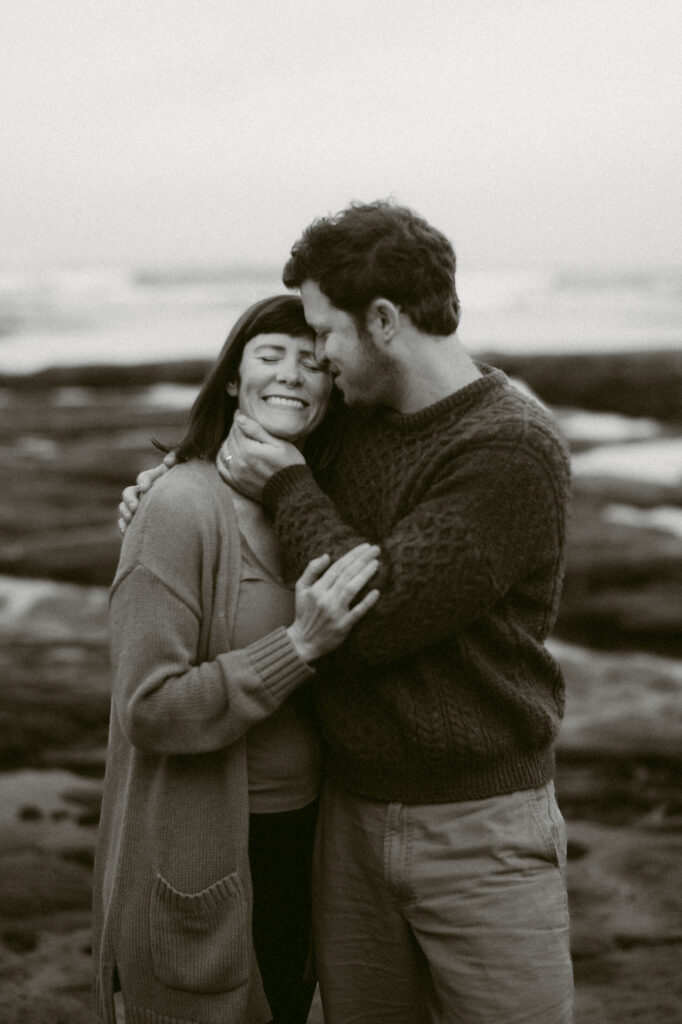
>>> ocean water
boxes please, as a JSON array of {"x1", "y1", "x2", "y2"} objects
[{"x1": 0, "y1": 264, "x2": 680, "y2": 373}]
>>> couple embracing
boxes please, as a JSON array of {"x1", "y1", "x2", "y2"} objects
[{"x1": 93, "y1": 201, "x2": 574, "y2": 1024}]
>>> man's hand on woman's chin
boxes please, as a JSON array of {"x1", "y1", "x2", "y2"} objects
[
  {"x1": 117, "y1": 451, "x2": 177, "y2": 534},
  {"x1": 216, "y1": 413, "x2": 305, "y2": 502}
]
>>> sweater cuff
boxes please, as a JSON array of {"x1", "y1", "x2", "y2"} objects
[
  {"x1": 245, "y1": 626, "x2": 314, "y2": 702},
  {"x1": 262, "y1": 464, "x2": 317, "y2": 516}
]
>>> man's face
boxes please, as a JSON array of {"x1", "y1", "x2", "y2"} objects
[{"x1": 300, "y1": 280, "x2": 393, "y2": 408}]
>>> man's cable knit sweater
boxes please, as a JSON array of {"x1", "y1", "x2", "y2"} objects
[{"x1": 262, "y1": 365, "x2": 572, "y2": 803}]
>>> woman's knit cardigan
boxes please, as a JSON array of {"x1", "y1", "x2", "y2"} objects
[{"x1": 92, "y1": 460, "x2": 313, "y2": 1024}]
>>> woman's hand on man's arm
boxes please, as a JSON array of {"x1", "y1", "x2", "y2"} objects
[
  {"x1": 286, "y1": 544, "x2": 380, "y2": 663},
  {"x1": 117, "y1": 451, "x2": 177, "y2": 534}
]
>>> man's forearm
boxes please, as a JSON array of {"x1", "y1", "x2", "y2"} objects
[
  {"x1": 263, "y1": 464, "x2": 371, "y2": 578},
  {"x1": 263, "y1": 452, "x2": 566, "y2": 664}
]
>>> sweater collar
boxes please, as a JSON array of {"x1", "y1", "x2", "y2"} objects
[{"x1": 378, "y1": 363, "x2": 508, "y2": 432}]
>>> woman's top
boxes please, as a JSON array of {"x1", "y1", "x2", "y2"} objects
[
  {"x1": 92, "y1": 460, "x2": 314, "y2": 1024},
  {"x1": 229, "y1": 488, "x2": 320, "y2": 813}
]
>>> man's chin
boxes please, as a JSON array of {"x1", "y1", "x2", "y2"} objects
[
  {"x1": 340, "y1": 391, "x2": 371, "y2": 409},
  {"x1": 335, "y1": 383, "x2": 356, "y2": 407}
]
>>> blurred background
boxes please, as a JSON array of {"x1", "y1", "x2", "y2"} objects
[{"x1": 0, "y1": 2, "x2": 680, "y2": 1021}]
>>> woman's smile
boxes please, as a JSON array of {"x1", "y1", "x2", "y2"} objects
[
  {"x1": 262, "y1": 394, "x2": 308, "y2": 408},
  {"x1": 228, "y1": 332, "x2": 332, "y2": 442}
]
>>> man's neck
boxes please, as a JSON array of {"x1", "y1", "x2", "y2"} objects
[{"x1": 392, "y1": 335, "x2": 482, "y2": 414}]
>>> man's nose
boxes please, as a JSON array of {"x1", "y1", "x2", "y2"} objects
[{"x1": 314, "y1": 337, "x2": 328, "y2": 367}]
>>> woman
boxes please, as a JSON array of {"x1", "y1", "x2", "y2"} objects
[{"x1": 92, "y1": 295, "x2": 380, "y2": 1024}]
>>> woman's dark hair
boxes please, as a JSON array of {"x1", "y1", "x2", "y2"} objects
[
  {"x1": 283, "y1": 200, "x2": 461, "y2": 336},
  {"x1": 158, "y1": 294, "x2": 344, "y2": 471}
]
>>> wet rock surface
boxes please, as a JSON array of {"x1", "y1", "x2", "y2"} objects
[
  {"x1": 2, "y1": 363, "x2": 681, "y2": 648},
  {"x1": 0, "y1": 354, "x2": 680, "y2": 1022},
  {"x1": 2, "y1": 582, "x2": 680, "y2": 1023}
]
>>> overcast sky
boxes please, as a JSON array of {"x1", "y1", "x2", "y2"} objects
[{"x1": 2, "y1": 0, "x2": 680, "y2": 270}]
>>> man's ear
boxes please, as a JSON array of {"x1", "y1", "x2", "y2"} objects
[
  {"x1": 226, "y1": 380, "x2": 239, "y2": 397},
  {"x1": 366, "y1": 298, "x2": 400, "y2": 344}
]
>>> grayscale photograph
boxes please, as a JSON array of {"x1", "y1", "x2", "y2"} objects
[{"x1": 0, "y1": 2, "x2": 680, "y2": 1022}]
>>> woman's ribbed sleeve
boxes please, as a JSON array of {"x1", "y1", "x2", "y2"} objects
[{"x1": 108, "y1": 468, "x2": 312, "y2": 754}]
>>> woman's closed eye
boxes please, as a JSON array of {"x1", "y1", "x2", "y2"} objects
[{"x1": 301, "y1": 356, "x2": 325, "y2": 372}]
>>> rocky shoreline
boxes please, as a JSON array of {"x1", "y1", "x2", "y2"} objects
[{"x1": 1, "y1": 350, "x2": 681, "y2": 1022}]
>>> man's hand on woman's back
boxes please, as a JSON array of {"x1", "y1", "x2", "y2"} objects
[{"x1": 118, "y1": 451, "x2": 177, "y2": 534}]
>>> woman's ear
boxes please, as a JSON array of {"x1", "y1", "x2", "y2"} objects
[{"x1": 226, "y1": 380, "x2": 239, "y2": 397}]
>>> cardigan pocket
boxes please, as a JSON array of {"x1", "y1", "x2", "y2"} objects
[{"x1": 149, "y1": 871, "x2": 250, "y2": 993}]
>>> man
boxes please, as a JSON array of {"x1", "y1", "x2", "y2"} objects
[{"x1": 124, "y1": 201, "x2": 574, "y2": 1023}]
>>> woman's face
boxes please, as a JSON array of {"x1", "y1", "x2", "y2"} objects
[{"x1": 228, "y1": 332, "x2": 333, "y2": 443}]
